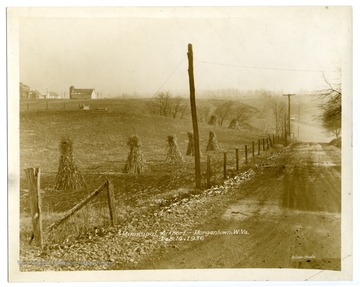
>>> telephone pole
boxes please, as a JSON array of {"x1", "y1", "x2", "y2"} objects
[
  {"x1": 283, "y1": 93, "x2": 295, "y2": 138},
  {"x1": 187, "y1": 43, "x2": 201, "y2": 189},
  {"x1": 297, "y1": 99, "x2": 301, "y2": 139}
]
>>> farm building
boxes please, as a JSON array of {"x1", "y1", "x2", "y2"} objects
[
  {"x1": 20, "y1": 83, "x2": 45, "y2": 99},
  {"x1": 45, "y1": 91, "x2": 60, "y2": 99},
  {"x1": 20, "y1": 83, "x2": 30, "y2": 99},
  {"x1": 29, "y1": 90, "x2": 42, "y2": 99},
  {"x1": 69, "y1": 86, "x2": 97, "y2": 100}
]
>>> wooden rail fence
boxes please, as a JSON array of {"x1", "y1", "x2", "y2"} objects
[
  {"x1": 24, "y1": 167, "x2": 43, "y2": 248},
  {"x1": 24, "y1": 168, "x2": 117, "y2": 247}
]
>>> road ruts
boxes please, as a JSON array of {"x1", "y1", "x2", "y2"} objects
[{"x1": 135, "y1": 143, "x2": 341, "y2": 272}]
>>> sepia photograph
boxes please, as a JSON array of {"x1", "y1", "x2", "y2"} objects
[{"x1": 7, "y1": 5, "x2": 353, "y2": 282}]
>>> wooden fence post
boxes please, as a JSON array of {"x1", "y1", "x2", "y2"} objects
[
  {"x1": 278, "y1": 135, "x2": 280, "y2": 144},
  {"x1": 284, "y1": 113, "x2": 288, "y2": 142},
  {"x1": 235, "y1": 148, "x2": 239, "y2": 172},
  {"x1": 47, "y1": 182, "x2": 107, "y2": 232},
  {"x1": 207, "y1": 155, "x2": 211, "y2": 189},
  {"x1": 245, "y1": 145, "x2": 248, "y2": 164},
  {"x1": 106, "y1": 180, "x2": 117, "y2": 226},
  {"x1": 223, "y1": 152, "x2": 227, "y2": 179},
  {"x1": 24, "y1": 167, "x2": 43, "y2": 248},
  {"x1": 46, "y1": 101, "x2": 48, "y2": 110},
  {"x1": 263, "y1": 138, "x2": 265, "y2": 151},
  {"x1": 272, "y1": 135, "x2": 275, "y2": 146},
  {"x1": 252, "y1": 141, "x2": 255, "y2": 157},
  {"x1": 258, "y1": 139, "x2": 260, "y2": 155}
]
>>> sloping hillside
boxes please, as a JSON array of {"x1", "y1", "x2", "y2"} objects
[{"x1": 20, "y1": 98, "x2": 265, "y2": 175}]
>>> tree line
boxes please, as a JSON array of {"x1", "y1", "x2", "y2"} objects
[
  {"x1": 148, "y1": 79, "x2": 342, "y2": 140},
  {"x1": 148, "y1": 92, "x2": 255, "y2": 129},
  {"x1": 147, "y1": 92, "x2": 189, "y2": 119}
]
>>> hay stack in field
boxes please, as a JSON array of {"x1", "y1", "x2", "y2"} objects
[
  {"x1": 206, "y1": 131, "x2": 220, "y2": 152},
  {"x1": 166, "y1": 135, "x2": 184, "y2": 164},
  {"x1": 55, "y1": 138, "x2": 86, "y2": 191},
  {"x1": 208, "y1": 115, "x2": 217, "y2": 126},
  {"x1": 124, "y1": 136, "x2": 150, "y2": 174},
  {"x1": 228, "y1": 119, "x2": 240, "y2": 129},
  {"x1": 186, "y1": 132, "x2": 195, "y2": 156}
]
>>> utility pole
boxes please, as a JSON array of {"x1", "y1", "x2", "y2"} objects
[
  {"x1": 284, "y1": 113, "x2": 287, "y2": 142},
  {"x1": 187, "y1": 43, "x2": 201, "y2": 189},
  {"x1": 283, "y1": 93, "x2": 295, "y2": 138},
  {"x1": 297, "y1": 99, "x2": 301, "y2": 139}
]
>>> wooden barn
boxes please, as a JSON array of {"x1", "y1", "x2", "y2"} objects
[{"x1": 69, "y1": 86, "x2": 97, "y2": 100}]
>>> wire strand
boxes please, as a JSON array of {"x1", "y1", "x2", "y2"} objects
[
  {"x1": 196, "y1": 59, "x2": 337, "y2": 73},
  {"x1": 152, "y1": 56, "x2": 186, "y2": 97}
]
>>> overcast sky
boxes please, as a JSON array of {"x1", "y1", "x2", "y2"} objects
[{"x1": 19, "y1": 6, "x2": 351, "y2": 97}]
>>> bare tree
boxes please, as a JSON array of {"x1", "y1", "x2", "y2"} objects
[
  {"x1": 214, "y1": 101, "x2": 234, "y2": 126},
  {"x1": 233, "y1": 106, "x2": 253, "y2": 125},
  {"x1": 271, "y1": 100, "x2": 286, "y2": 135},
  {"x1": 148, "y1": 91, "x2": 172, "y2": 117},
  {"x1": 259, "y1": 90, "x2": 273, "y2": 112},
  {"x1": 148, "y1": 93, "x2": 189, "y2": 119},
  {"x1": 317, "y1": 73, "x2": 341, "y2": 137},
  {"x1": 169, "y1": 96, "x2": 187, "y2": 119}
]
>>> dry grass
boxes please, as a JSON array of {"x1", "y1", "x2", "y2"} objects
[
  {"x1": 20, "y1": 99, "x2": 263, "y2": 176},
  {"x1": 20, "y1": 204, "x2": 116, "y2": 247},
  {"x1": 20, "y1": 98, "x2": 272, "y2": 250}
]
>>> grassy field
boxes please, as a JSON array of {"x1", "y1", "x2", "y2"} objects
[
  {"x1": 20, "y1": 98, "x2": 266, "y2": 174},
  {"x1": 19, "y1": 98, "x2": 277, "y2": 251}
]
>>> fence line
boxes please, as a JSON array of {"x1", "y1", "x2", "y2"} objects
[
  {"x1": 235, "y1": 148, "x2": 239, "y2": 172},
  {"x1": 223, "y1": 152, "x2": 227, "y2": 179},
  {"x1": 245, "y1": 145, "x2": 248, "y2": 164},
  {"x1": 46, "y1": 182, "x2": 108, "y2": 232},
  {"x1": 23, "y1": 133, "x2": 284, "y2": 244},
  {"x1": 106, "y1": 181, "x2": 117, "y2": 226},
  {"x1": 207, "y1": 155, "x2": 211, "y2": 189},
  {"x1": 24, "y1": 167, "x2": 43, "y2": 247},
  {"x1": 205, "y1": 133, "x2": 283, "y2": 187},
  {"x1": 21, "y1": 99, "x2": 110, "y2": 113},
  {"x1": 24, "y1": 168, "x2": 118, "y2": 246}
]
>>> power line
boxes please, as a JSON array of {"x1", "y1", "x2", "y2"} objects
[
  {"x1": 196, "y1": 59, "x2": 337, "y2": 73},
  {"x1": 152, "y1": 56, "x2": 186, "y2": 97}
]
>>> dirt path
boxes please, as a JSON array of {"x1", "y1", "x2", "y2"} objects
[{"x1": 136, "y1": 143, "x2": 341, "y2": 271}]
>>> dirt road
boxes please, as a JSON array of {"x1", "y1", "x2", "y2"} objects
[{"x1": 137, "y1": 142, "x2": 341, "y2": 271}]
